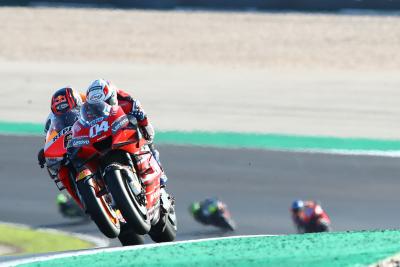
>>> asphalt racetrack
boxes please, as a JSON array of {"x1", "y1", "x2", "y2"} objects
[{"x1": 1, "y1": 135, "x2": 399, "y2": 248}]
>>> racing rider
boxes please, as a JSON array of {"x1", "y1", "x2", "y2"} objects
[
  {"x1": 190, "y1": 198, "x2": 224, "y2": 225},
  {"x1": 37, "y1": 87, "x2": 85, "y2": 207},
  {"x1": 290, "y1": 200, "x2": 331, "y2": 233},
  {"x1": 84, "y1": 79, "x2": 168, "y2": 186}
]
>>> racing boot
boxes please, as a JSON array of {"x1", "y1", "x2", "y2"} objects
[
  {"x1": 148, "y1": 143, "x2": 168, "y2": 187},
  {"x1": 160, "y1": 173, "x2": 168, "y2": 187}
]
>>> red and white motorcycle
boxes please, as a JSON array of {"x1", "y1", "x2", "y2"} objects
[{"x1": 69, "y1": 101, "x2": 177, "y2": 243}]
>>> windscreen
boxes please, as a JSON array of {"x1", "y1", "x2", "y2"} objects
[
  {"x1": 45, "y1": 109, "x2": 80, "y2": 151},
  {"x1": 80, "y1": 101, "x2": 111, "y2": 125},
  {"x1": 47, "y1": 109, "x2": 80, "y2": 134}
]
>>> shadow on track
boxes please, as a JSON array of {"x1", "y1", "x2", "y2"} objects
[{"x1": 177, "y1": 229, "x2": 234, "y2": 240}]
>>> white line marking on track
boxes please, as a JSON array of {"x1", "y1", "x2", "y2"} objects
[{"x1": 273, "y1": 148, "x2": 400, "y2": 158}]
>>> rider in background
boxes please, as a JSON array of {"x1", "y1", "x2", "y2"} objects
[
  {"x1": 85, "y1": 79, "x2": 168, "y2": 186},
  {"x1": 190, "y1": 198, "x2": 222, "y2": 225},
  {"x1": 38, "y1": 87, "x2": 84, "y2": 168},
  {"x1": 37, "y1": 87, "x2": 85, "y2": 211},
  {"x1": 290, "y1": 200, "x2": 331, "y2": 234}
]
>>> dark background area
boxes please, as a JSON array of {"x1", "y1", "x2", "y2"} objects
[{"x1": 1, "y1": 0, "x2": 400, "y2": 11}]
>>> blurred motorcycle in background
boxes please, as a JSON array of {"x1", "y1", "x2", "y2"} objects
[
  {"x1": 56, "y1": 193, "x2": 87, "y2": 219},
  {"x1": 290, "y1": 199, "x2": 331, "y2": 234},
  {"x1": 189, "y1": 197, "x2": 236, "y2": 231}
]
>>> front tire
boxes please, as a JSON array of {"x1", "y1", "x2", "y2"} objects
[
  {"x1": 77, "y1": 177, "x2": 120, "y2": 238},
  {"x1": 105, "y1": 168, "x2": 151, "y2": 235}
]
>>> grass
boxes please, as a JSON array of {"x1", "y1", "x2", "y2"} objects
[{"x1": 0, "y1": 224, "x2": 93, "y2": 255}]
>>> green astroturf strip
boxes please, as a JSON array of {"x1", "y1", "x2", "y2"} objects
[
  {"x1": 2, "y1": 120, "x2": 400, "y2": 151},
  {"x1": 0, "y1": 121, "x2": 43, "y2": 135},
  {"x1": 18, "y1": 230, "x2": 400, "y2": 267},
  {"x1": 157, "y1": 131, "x2": 400, "y2": 151}
]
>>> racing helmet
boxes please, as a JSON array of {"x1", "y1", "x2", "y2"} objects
[
  {"x1": 86, "y1": 79, "x2": 118, "y2": 106},
  {"x1": 291, "y1": 200, "x2": 305, "y2": 212},
  {"x1": 51, "y1": 87, "x2": 82, "y2": 115}
]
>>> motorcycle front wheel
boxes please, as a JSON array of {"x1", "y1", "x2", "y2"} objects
[
  {"x1": 105, "y1": 168, "x2": 151, "y2": 235},
  {"x1": 77, "y1": 177, "x2": 121, "y2": 238}
]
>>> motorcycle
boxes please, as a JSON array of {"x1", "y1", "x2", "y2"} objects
[
  {"x1": 291, "y1": 200, "x2": 331, "y2": 234},
  {"x1": 190, "y1": 198, "x2": 236, "y2": 231},
  {"x1": 69, "y1": 101, "x2": 177, "y2": 243},
  {"x1": 44, "y1": 109, "x2": 143, "y2": 246}
]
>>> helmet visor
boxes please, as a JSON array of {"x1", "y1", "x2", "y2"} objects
[
  {"x1": 80, "y1": 102, "x2": 111, "y2": 125},
  {"x1": 52, "y1": 94, "x2": 71, "y2": 114},
  {"x1": 48, "y1": 109, "x2": 80, "y2": 133}
]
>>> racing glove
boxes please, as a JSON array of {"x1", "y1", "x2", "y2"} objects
[
  {"x1": 38, "y1": 148, "x2": 45, "y2": 168},
  {"x1": 130, "y1": 100, "x2": 154, "y2": 142},
  {"x1": 130, "y1": 100, "x2": 146, "y2": 121}
]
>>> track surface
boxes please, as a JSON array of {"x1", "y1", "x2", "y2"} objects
[{"x1": 1, "y1": 135, "x2": 399, "y2": 248}]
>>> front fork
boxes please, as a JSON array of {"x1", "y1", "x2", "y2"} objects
[{"x1": 75, "y1": 167, "x2": 126, "y2": 222}]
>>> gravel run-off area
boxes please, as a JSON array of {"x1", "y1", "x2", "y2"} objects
[{"x1": 0, "y1": 8, "x2": 400, "y2": 138}]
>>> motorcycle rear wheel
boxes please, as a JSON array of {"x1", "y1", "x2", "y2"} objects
[
  {"x1": 118, "y1": 223, "x2": 145, "y2": 246},
  {"x1": 105, "y1": 168, "x2": 151, "y2": 235},
  {"x1": 220, "y1": 217, "x2": 236, "y2": 231},
  {"x1": 77, "y1": 177, "x2": 120, "y2": 238},
  {"x1": 149, "y1": 204, "x2": 177, "y2": 243}
]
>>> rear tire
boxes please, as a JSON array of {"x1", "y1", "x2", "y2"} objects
[
  {"x1": 219, "y1": 217, "x2": 236, "y2": 231},
  {"x1": 149, "y1": 206, "x2": 177, "y2": 243},
  {"x1": 118, "y1": 223, "x2": 145, "y2": 246},
  {"x1": 77, "y1": 177, "x2": 120, "y2": 238},
  {"x1": 105, "y1": 168, "x2": 151, "y2": 235},
  {"x1": 316, "y1": 222, "x2": 331, "y2": 233}
]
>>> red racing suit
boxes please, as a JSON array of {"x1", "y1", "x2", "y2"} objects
[{"x1": 115, "y1": 88, "x2": 155, "y2": 143}]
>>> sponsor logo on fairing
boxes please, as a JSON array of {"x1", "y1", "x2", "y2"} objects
[
  {"x1": 89, "y1": 117, "x2": 104, "y2": 126},
  {"x1": 111, "y1": 115, "x2": 129, "y2": 134},
  {"x1": 70, "y1": 136, "x2": 90, "y2": 147},
  {"x1": 52, "y1": 126, "x2": 72, "y2": 142},
  {"x1": 64, "y1": 133, "x2": 73, "y2": 149}
]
